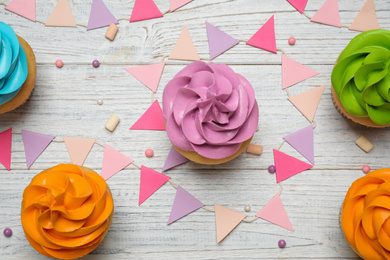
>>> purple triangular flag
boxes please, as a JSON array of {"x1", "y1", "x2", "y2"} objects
[
  {"x1": 22, "y1": 130, "x2": 55, "y2": 169},
  {"x1": 283, "y1": 125, "x2": 314, "y2": 165},
  {"x1": 87, "y1": 0, "x2": 118, "y2": 31},
  {"x1": 162, "y1": 146, "x2": 189, "y2": 172},
  {"x1": 168, "y1": 185, "x2": 204, "y2": 225},
  {"x1": 205, "y1": 22, "x2": 239, "y2": 60}
]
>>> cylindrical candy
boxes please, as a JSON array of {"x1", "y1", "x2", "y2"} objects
[
  {"x1": 105, "y1": 114, "x2": 120, "y2": 132},
  {"x1": 246, "y1": 143, "x2": 263, "y2": 155},
  {"x1": 105, "y1": 23, "x2": 118, "y2": 41}
]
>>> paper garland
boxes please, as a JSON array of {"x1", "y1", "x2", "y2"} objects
[
  {"x1": 0, "y1": 128, "x2": 12, "y2": 171},
  {"x1": 21, "y1": 130, "x2": 55, "y2": 169},
  {"x1": 45, "y1": 0, "x2": 76, "y2": 27},
  {"x1": 169, "y1": 25, "x2": 200, "y2": 61},
  {"x1": 87, "y1": 0, "x2": 118, "y2": 31},
  {"x1": 125, "y1": 63, "x2": 165, "y2": 93},
  {"x1": 310, "y1": 0, "x2": 341, "y2": 28},
  {"x1": 130, "y1": 100, "x2": 166, "y2": 130},
  {"x1": 205, "y1": 22, "x2": 239, "y2": 60},
  {"x1": 130, "y1": 0, "x2": 163, "y2": 23},
  {"x1": 246, "y1": 15, "x2": 277, "y2": 54},
  {"x1": 5, "y1": 0, "x2": 35, "y2": 22}
]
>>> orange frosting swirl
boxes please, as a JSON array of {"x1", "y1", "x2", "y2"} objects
[
  {"x1": 341, "y1": 169, "x2": 390, "y2": 260},
  {"x1": 21, "y1": 164, "x2": 114, "y2": 259}
]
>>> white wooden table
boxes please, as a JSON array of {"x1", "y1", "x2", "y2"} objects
[{"x1": 0, "y1": 0, "x2": 389, "y2": 259}]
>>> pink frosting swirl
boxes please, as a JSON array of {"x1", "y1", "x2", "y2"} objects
[{"x1": 163, "y1": 61, "x2": 259, "y2": 159}]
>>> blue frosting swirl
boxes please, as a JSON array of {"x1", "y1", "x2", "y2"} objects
[{"x1": 0, "y1": 22, "x2": 28, "y2": 106}]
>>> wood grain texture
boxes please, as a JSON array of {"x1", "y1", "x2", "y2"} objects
[{"x1": 0, "y1": 0, "x2": 389, "y2": 259}]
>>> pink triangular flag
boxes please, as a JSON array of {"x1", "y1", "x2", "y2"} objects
[
  {"x1": 0, "y1": 128, "x2": 12, "y2": 171},
  {"x1": 45, "y1": 0, "x2": 76, "y2": 27},
  {"x1": 169, "y1": 25, "x2": 200, "y2": 61},
  {"x1": 288, "y1": 85, "x2": 326, "y2": 122},
  {"x1": 206, "y1": 22, "x2": 239, "y2": 60},
  {"x1": 101, "y1": 144, "x2": 133, "y2": 181},
  {"x1": 168, "y1": 185, "x2": 204, "y2": 224},
  {"x1": 21, "y1": 130, "x2": 55, "y2": 169},
  {"x1": 139, "y1": 165, "x2": 170, "y2": 205},
  {"x1": 310, "y1": 0, "x2": 341, "y2": 28},
  {"x1": 130, "y1": 100, "x2": 166, "y2": 130},
  {"x1": 255, "y1": 194, "x2": 294, "y2": 231},
  {"x1": 5, "y1": 0, "x2": 36, "y2": 22},
  {"x1": 286, "y1": 0, "x2": 308, "y2": 14},
  {"x1": 283, "y1": 125, "x2": 314, "y2": 165},
  {"x1": 129, "y1": 0, "x2": 163, "y2": 23},
  {"x1": 162, "y1": 146, "x2": 189, "y2": 172},
  {"x1": 246, "y1": 15, "x2": 277, "y2": 54},
  {"x1": 87, "y1": 0, "x2": 118, "y2": 31},
  {"x1": 215, "y1": 203, "x2": 246, "y2": 243},
  {"x1": 170, "y1": 0, "x2": 193, "y2": 11},
  {"x1": 125, "y1": 63, "x2": 165, "y2": 93},
  {"x1": 282, "y1": 55, "x2": 319, "y2": 89},
  {"x1": 273, "y1": 149, "x2": 313, "y2": 183},
  {"x1": 63, "y1": 137, "x2": 96, "y2": 166},
  {"x1": 349, "y1": 0, "x2": 380, "y2": 32}
]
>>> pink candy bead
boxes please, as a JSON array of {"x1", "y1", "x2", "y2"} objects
[
  {"x1": 362, "y1": 165, "x2": 371, "y2": 174},
  {"x1": 55, "y1": 60, "x2": 63, "y2": 68},
  {"x1": 288, "y1": 37, "x2": 296, "y2": 45},
  {"x1": 145, "y1": 149, "x2": 154, "y2": 158}
]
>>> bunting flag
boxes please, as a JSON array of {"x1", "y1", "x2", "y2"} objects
[
  {"x1": 5, "y1": 0, "x2": 36, "y2": 22},
  {"x1": 282, "y1": 55, "x2": 319, "y2": 89},
  {"x1": 169, "y1": 25, "x2": 200, "y2": 61},
  {"x1": 130, "y1": 0, "x2": 163, "y2": 23},
  {"x1": 45, "y1": 0, "x2": 76, "y2": 27},
  {"x1": 63, "y1": 137, "x2": 96, "y2": 166},
  {"x1": 246, "y1": 15, "x2": 277, "y2": 54},
  {"x1": 288, "y1": 85, "x2": 326, "y2": 122},
  {"x1": 205, "y1": 22, "x2": 239, "y2": 60},
  {"x1": 255, "y1": 194, "x2": 294, "y2": 231},
  {"x1": 130, "y1": 100, "x2": 166, "y2": 130},
  {"x1": 170, "y1": 0, "x2": 194, "y2": 11},
  {"x1": 0, "y1": 128, "x2": 12, "y2": 171},
  {"x1": 139, "y1": 165, "x2": 170, "y2": 206},
  {"x1": 125, "y1": 63, "x2": 165, "y2": 93},
  {"x1": 21, "y1": 130, "x2": 55, "y2": 169},
  {"x1": 310, "y1": 0, "x2": 341, "y2": 28},
  {"x1": 162, "y1": 146, "x2": 189, "y2": 172},
  {"x1": 286, "y1": 0, "x2": 308, "y2": 14},
  {"x1": 101, "y1": 144, "x2": 133, "y2": 181},
  {"x1": 87, "y1": 0, "x2": 118, "y2": 31},
  {"x1": 215, "y1": 203, "x2": 246, "y2": 243},
  {"x1": 349, "y1": 0, "x2": 379, "y2": 32},
  {"x1": 168, "y1": 185, "x2": 204, "y2": 224},
  {"x1": 283, "y1": 125, "x2": 314, "y2": 165},
  {"x1": 273, "y1": 149, "x2": 313, "y2": 183}
]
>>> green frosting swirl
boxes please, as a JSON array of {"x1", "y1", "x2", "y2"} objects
[{"x1": 331, "y1": 29, "x2": 390, "y2": 125}]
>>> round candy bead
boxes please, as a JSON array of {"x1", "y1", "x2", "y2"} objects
[
  {"x1": 92, "y1": 60, "x2": 100, "y2": 68},
  {"x1": 145, "y1": 149, "x2": 154, "y2": 158},
  {"x1": 244, "y1": 205, "x2": 251, "y2": 212},
  {"x1": 268, "y1": 165, "x2": 276, "y2": 174},
  {"x1": 362, "y1": 165, "x2": 371, "y2": 174},
  {"x1": 278, "y1": 239, "x2": 286, "y2": 248},
  {"x1": 55, "y1": 59, "x2": 63, "y2": 68},
  {"x1": 97, "y1": 99, "x2": 103, "y2": 105},
  {"x1": 288, "y1": 37, "x2": 296, "y2": 45},
  {"x1": 3, "y1": 228, "x2": 12, "y2": 237}
]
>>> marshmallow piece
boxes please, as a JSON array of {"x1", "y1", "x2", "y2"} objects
[
  {"x1": 105, "y1": 114, "x2": 120, "y2": 132},
  {"x1": 246, "y1": 143, "x2": 263, "y2": 155},
  {"x1": 105, "y1": 23, "x2": 118, "y2": 41},
  {"x1": 355, "y1": 136, "x2": 374, "y2": 153}
]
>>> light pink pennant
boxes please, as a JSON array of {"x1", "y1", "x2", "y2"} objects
[
  {"x1": 273, "y1": 149, "x2": 313, "y2": 183},
  {"x1": 282, "y1": 55, "x2": 319, "y2": 89},
  {"x1": 283, "y1": 125, "x2": 314, "y2": 165},
  {"x1": 310, "y1": 0, "x2": 341, "y2": 28},
  {"x1": 255, "y1": 194, "x2": 294, "y2": 231},
  {"x1": 101, "y1": 144, "x2": 133, "y2": 181},
  {"x1": 130, "y1": 100, "x2": 166, "y2": 130},
  {"x1": 215, "y1": 203, "x2": 246, "y2": 243},
  {"x1": 169, "y1": 25, "x2": 200, "y2": 61},
  {"x1": 288, "y1": 85, "x2": 326, "y2": 122},
  {"x1": 125, "y1": 63, "x2": 165, "y2": 93},
  {"x1": 168, "y1": 185, "x2": 204, "y2": 225},
  {"x1": 206, "y1": 22, "x2": 239, "y2": 60},
  {"x1": 349, "y1": 0, "x2": 379, "y2": 32},
  {"x1": 130, "y1": 0, "x2": 163, "y2": 23},
  {"x1": 0, "y1": 128, "x2": 12, "y2": 171},
  {"x1": 21, "y1": 130, "x2": 55, "y2": 169},
  {"x1": 5, "y1": 0, "x2": 36, "y2": 22},
  {"x1": 286, "y1": 0, "x2": 308, "y2": 14},
  {"x1": 162, "y1": 146, "x2": 189, "y2": 172},
  {"x1": 170, "y1": 0, "x2": 193, "y2": 11},
  {"x1": 246, "y1": 15, "x2": 277, "y2": 54},
  {"x1": 63, "y1": 137, "x2": 96, "y2": 166},
  {"x1": 87, "y1": 0, "x2": 118, "y2": 31},
  {"x1": 45, "y1": 0, "x2": 76, "y2": 27},
  {"x1": 139, "y1": 165, "x2": 170, "y2": 206}
]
